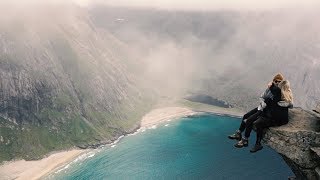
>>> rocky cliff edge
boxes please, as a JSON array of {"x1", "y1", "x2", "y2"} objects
[{"x1": 264, "y1": 107, "x2": 320, "y2": 180}]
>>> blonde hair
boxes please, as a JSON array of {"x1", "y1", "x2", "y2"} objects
[{"x1": 278, "y1": 80, "x2": 293, "y2": 103}]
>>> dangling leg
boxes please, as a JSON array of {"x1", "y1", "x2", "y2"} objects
[
  {"x1": 250, "y1": 117, "x2": 272, "y2": 153},
  {"x1": 244, "y1": 110, "x2": 262, "y2": 138},
  {"x1": 228, "y1": 108, "x2": 258, "y2": 141},
  {"x1": 234, "y1": 137, "x2": 249, "y2": 148},
  {"x1": 234, "y1": 110, "x2": 261, "y2": 148},
  {"x1": 228, "y1": 127, "x2": 243, "y2": 141}
]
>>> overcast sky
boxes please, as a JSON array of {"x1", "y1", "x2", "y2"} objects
[
  {"x1": 1, "y1": 0, "x2": 319, "y2": 11},
  {"x1": 74, "y1": 0, "x2": 320, "y2": 10}
]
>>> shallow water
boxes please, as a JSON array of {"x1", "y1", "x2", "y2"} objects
[{"x1": 49, "y1": 114, "x2": 293, "y2": 180}]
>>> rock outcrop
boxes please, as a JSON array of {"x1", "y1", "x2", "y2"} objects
[{"x1": 264, "y1": 108, "x2": 320, "y2": 180}]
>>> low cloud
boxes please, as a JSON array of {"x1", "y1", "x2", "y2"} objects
[
  {"x1": 80, "y1": 0, "x2": 320, "y2": 10},
  {"x1": 1, "y1": 0, "x2": 319, "y2": 11}
]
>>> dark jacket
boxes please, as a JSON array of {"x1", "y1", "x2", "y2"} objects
[
  {"x1": 272, "y1": 104, "x2": 290, "y2": 125},
  {"x1": 262, "y1": 84, "x2": 281, "y2": 120},
  {"x1": 263, "y1": 84, "x2": 292, "y2": 126}
]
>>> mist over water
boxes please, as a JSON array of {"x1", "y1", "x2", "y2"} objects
[{"x1": 50, "y1": 115, "x2": 293, "y2": 179}]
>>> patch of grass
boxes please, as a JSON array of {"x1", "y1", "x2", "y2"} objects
[
  {"x1": 0, "y1": 87, "x2": 156, "y2": 163},
  {"x1": 53, "y1": 93, "x2": 77, "y2": 110},
  {"x1": 0, "y1": 111, "x2": 103, "y2": 162},
  {"x1": 0, "y1": 126, "x2": 18, "y2": 162}
]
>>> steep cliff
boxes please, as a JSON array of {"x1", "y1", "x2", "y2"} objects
[
  {"x1": 264, "y1": 108, "x2": 320, "y2": 180},
  {"x1": 0, "y1": 4, "x2": 154, "y2": 162}
]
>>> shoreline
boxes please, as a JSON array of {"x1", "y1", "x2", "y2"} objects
[
  {"x1": 0, "y1": 105, "x2": 244, "y2": 180},
  {"x1": 140, "y1": 106, "x2": 198, "y2": 128},
  {"x1": 140, "y1": 106, "x2": 243, "y2": 128},
  {"x1": 0, "y1": 149, "x2": 89, "y2": 180}
]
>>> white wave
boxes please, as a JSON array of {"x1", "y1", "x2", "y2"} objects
[
  {"x1": 73, "y1": 151, "x2": 97, "y2": 164},
  {"x1": 129, "y1": 131, "x2": 140, "y2": 136},
  {"x1": 149, "y1": 125, "x2": 157, "y2": 129},
  {"x1": 129, "y1": 127, "x2": 146, "y2": 136},
  {"x1": 73, "y1": 154, "x2": 88, "y2": 163},
  {"x1": 140, "y1": 127, "x2": 146, "y2": 132},
  {"x1": 167, "y1": 119, "x2": 171, "y2": 122},
  {"x1": 55, "y1": 164, "x2": 70, "y2": 174},
  {"x1": 95, "y1": 149, "x2": 102, "y2": 153},
  {"x1": 53, "y1": 151, "x2": 99, "y2": 176},
  {"x1": 112, "y1": 135, "x2": 124, "y2": 145},
  {"x1": 88, "y1": 153, "x2": 95, "y2": 158},
  {"x1": 111, "y1": 145, "x2": 116, "y2": 148},
  {"x1": 165, "y1": 124, "x2": 170, "y2": 127}
]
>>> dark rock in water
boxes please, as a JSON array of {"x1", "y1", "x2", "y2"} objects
[
  {"x1": 264, "y1": 108, "x2": 320, "y2": 180},
  {"x1": 184, "y1": 94, "x2": 231, "y2": 108}
]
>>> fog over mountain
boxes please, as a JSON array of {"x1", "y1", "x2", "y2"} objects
[
  {"x1": 0, "y1": 3, "x2": 153, "y2": 161},
  {"x1": 89, "y1": 6, "x2": 320, "y2": 110},
  {"x1": 0, "y1": 1, "x2": 319, "y2": 162},
  {"x1": 78, "y1": 0, "x2": 320, "y2": 10}
]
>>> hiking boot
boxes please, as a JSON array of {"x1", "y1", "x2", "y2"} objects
[
  {"x1": 234, "y1": 138, "x2": 248, "y2": 148},
  {"x1": 250, "y1": 143, "x2": 263, "y2": 153},
  {"x1": 228, "y1": 131, "x2": 242, "y2": 141}
]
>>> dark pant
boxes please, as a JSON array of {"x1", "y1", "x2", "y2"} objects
[
  {"x1": 253, "y1": 116, "x2": 274, "y2": 144},
  {"x1": 239, "y1": 108, "x2": 262, "y2": 138}
]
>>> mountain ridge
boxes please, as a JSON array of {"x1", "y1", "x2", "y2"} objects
[{"x1": 0, "y1": 4, "x2": 154, "y2": 162}]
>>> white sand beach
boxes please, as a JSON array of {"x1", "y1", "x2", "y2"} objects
[
  {"x1": 0, "y1": 104, "x2": 244, "y2": 180},
  {"x1": 140, "y1": 106, "x2": 197, "y2": 127},
  {"x1": 140, "y1": 105, "x2": 243, "y2": 128},
  {"x1": 0, "y1": 149, "x2": 87, "y2": 180}
]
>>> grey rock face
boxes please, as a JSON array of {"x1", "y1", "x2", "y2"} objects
[
  {"x1": 264, "y1": 108, "x2": 320, "y2": 180},
  {"x1": 0, "y1": 4, "x2": 145, "y2": 123},
  {"x1": 0, "y1": 4, "x2": 153, "y2": 162}
]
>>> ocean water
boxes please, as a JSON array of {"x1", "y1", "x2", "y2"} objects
[{"x1": 49, "y1": 114, "x2": 293, "y2": 180}]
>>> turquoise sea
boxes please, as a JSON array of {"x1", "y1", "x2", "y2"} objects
[{"x1": 49, "y1": 114, "x2": 293, "y2": 180}]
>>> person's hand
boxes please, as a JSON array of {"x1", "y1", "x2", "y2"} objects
[
  {"x1": 267, "y1": 81, "x2": 273, "y2": 88},
  {"x1": 258, "y1": 105, "x2": 262, "y2": 111}
]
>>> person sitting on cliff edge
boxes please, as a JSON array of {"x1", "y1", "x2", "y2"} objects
[
  {"x1": 228, "y1": 73, "x2": 284, "y2": 148},
  {"x1": 250, "y1": 79, "x2": 293, "y2": 153}
]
